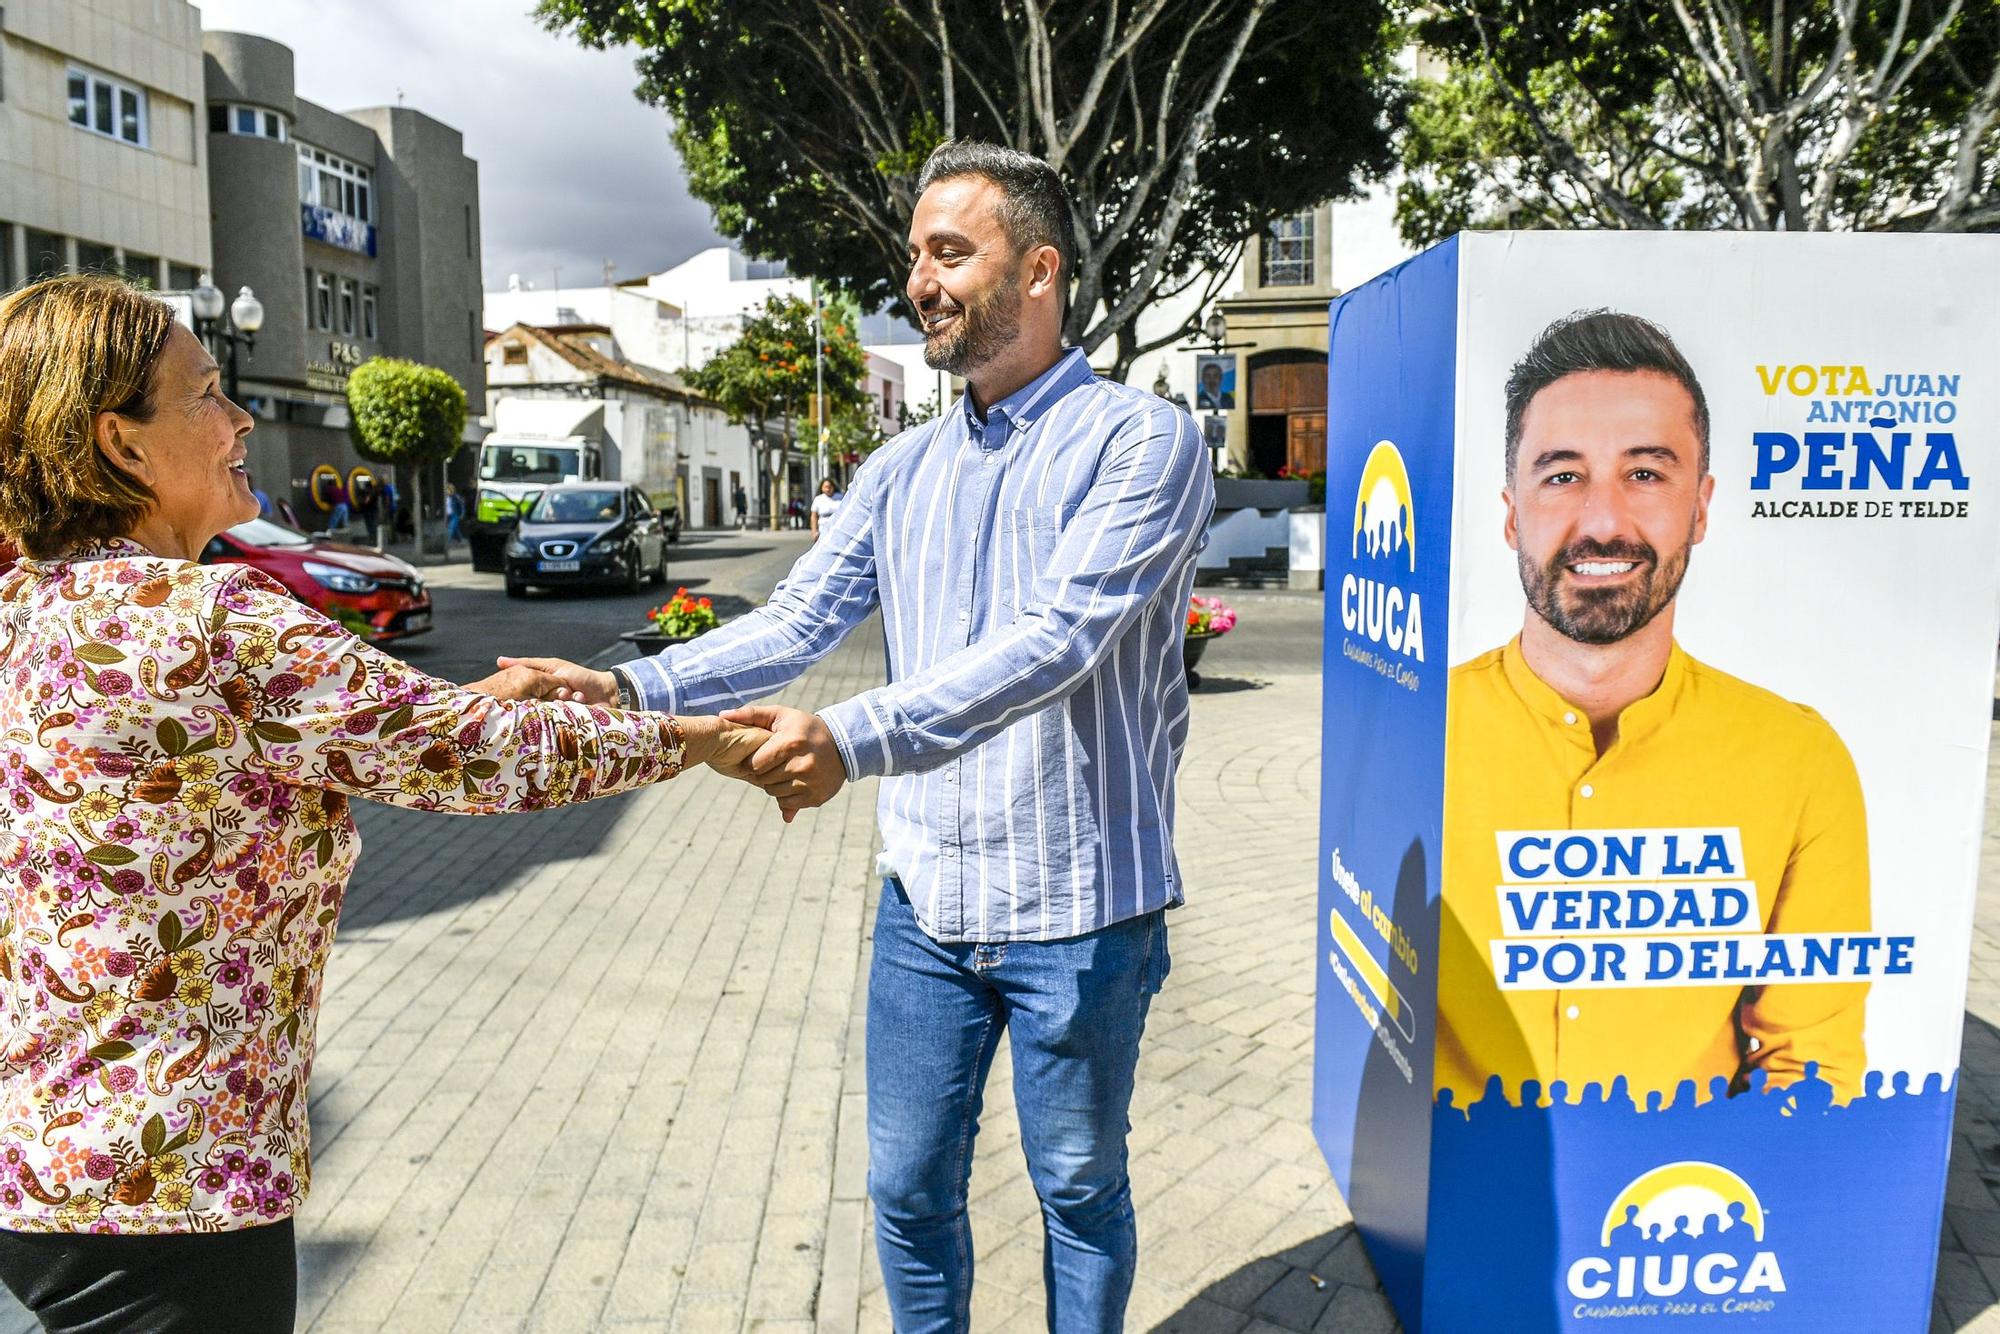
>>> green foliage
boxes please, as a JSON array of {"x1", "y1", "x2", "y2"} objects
[
  {"x1": 345, "y1": 358, "x2": 468, "y2": 468},
  {"x1": 1399, "y1": 1, "x2": 2000, "y2": 244},
  {"x1": 684, "y1": 294, "x2": 868, "y2": 440},
  {"x1": 535, "y1": 0, "x2": 1403, "y2": 374}
]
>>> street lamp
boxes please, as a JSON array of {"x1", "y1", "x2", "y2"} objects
[{"x1": 191, "y1": 274, "x2": 264, "y2": 402}]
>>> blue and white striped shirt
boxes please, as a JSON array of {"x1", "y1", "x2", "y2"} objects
[{"x1": 620, "y1": 347, "x2": 1212, "y2": 941}]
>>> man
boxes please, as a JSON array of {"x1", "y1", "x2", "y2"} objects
[
  {"x1": 808, "y1": 476, "x2": 842, "y2": 539},
  {"x1": 1439, "y1": 310, "x2": 1869, "y2": 1110},
  {"x1": 501, "y1": 140, "x2": 1210, "y2": 1330},
  {"x1": 732, "y1": 480, "x2": 749, "y2": 529}
]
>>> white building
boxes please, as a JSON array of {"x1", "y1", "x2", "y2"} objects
[
  {"x1": 483, "y1": 322, "x2": 743, "y2": 530},
  {"x1": 486, "y1": 246, "x2": 915, "y2": 521}
]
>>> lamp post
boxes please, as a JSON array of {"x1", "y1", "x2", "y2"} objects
[{"x1": 190, "y1": 274, "x2": 264, "y2": 402}]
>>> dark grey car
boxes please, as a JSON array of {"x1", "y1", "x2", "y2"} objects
[{"x1": 503, "y1": 483, "x2": 669, "y2": 597}]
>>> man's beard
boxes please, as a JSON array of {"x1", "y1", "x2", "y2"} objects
[
  {"x1": 1518, "y1": 529, "x2": 1693, "y2": 646},
  {"x1": 921, "y1": 271, "x2": 1021, "y2": 375}
]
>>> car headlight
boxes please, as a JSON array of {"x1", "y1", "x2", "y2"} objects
[
  {"x1": 304, "y1": 560, "x2": 378, "y2": 595},
  {"x1": 585, "y1": 531, "x2": 619, "y2": 552},
  {"x1": 505, "y1": 536, "x2": 530, "y2": 557}
]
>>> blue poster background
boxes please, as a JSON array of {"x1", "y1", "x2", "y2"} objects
[
  {"x1": 1313, "y1": 237, "x2": 1460, "y2": 1326},
  {"x1": 1424, "y1": 1073, "x2": 1953, "y2": 1328}
]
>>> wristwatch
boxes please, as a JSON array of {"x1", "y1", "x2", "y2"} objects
[{"x1": 609, "y1": 666, "x2": 638, "y2": 710}]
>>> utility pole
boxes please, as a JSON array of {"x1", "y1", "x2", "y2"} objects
[{"x1": 812, "y1": 278, "x2": 827, "y2": 487}]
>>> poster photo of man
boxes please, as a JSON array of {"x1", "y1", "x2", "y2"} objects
[
  {"x1": 1196, "y1": 354, "x2": 1236, "y2": 411},
  {"x1": 1437, "y1": 310, "x2": 1871, "y2": 1109}
]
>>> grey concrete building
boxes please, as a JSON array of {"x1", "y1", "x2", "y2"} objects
[
  {"x1": 203, "y1": 32, "x2": 485, "y2": 524},
  {"x1": 0, "y1": 0, "x2": 211, "y2": 292}
]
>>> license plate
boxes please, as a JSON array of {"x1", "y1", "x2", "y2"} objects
[
  {"x1": 402, "y1": 612, "x2": 431, "y2": 631},
  {"x1": 538, "y1": 560, "x2": 580, "y2": 573}
]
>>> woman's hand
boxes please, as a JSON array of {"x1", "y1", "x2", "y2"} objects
[
  {"x1": 675, "y1": 716, "x2": 771, "y2": 778},
  {"x1": 465, "y1": 664, "x2": 562, "y2": 700}
]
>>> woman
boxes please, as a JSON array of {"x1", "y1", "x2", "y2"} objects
[{"x1": 0, "y1": 275, "x2": 760, "y2": 1330}]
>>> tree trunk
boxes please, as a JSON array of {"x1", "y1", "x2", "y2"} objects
[{"x1": 409, "y1": 468, "x2": 426, "y2": 568}]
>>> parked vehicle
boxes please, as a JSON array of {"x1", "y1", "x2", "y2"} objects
[
  {"x1": 503, "y1": 483, "x2": 669, "y2": 597},
  {"x1": 201, "y1": 517, "x2": 433, "y2": 642}
]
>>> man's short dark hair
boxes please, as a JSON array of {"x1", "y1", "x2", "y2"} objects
[
  {"x1": 1504, "y1": 310, "x2": 1710, "y2": 478},
  {"x1": 917, "y1": 140, "x2": 1077, "y2": 314}
]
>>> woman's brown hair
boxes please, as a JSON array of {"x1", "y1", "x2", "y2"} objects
[{"x1": 0, "y1": 274, "x2": 175, "y2": 558}]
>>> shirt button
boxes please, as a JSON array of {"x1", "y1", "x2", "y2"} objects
[
  {"x1": 958, "y1": 610, "x2": 969, "y2": 623},
  {"x1": 1566, "y1": 1005, "x2": 1580, "y2": 1020},
  {"x1": 1579, "y1": 784, "x2": 1595, "y2": 799},
  {"x1": 1563, "y1": 711, "x2": 1578, "y2": 725}
]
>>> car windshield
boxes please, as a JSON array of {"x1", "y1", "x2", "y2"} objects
[
  {"x1": 530, "y1": 489, "x2": 623, "y2": 523},
  {"x1": 482, "y1": 446, "x2": 580, "y2": 482},
  {"x1": 228, "y1": 518, "x2": 312, "y2": 548}
]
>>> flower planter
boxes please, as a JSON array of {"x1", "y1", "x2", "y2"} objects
[
  {"x1": 1183, "y1": 630, "x2": 1222, "y2": 689},
  {"x1": 620, "y1": 628, "x2": 706, "y2": 654}
]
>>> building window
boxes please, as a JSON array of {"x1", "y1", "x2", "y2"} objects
[
  {"x1": 73, "y1": 239, "x2": 113, "y2": 275},
  {"x1": 362, "y1": 285, "x2": 378, "y2": 340},
  {"x1": 212, "y1": 103, "x2": 288, "y2": 141},
  {"x1": 120, "y1": 250, "x2": 158, "y2": 288},
  {"x1": 314, "y1": 272, "x2": 333, "y2": 331},
  {"x1": 882, "y1": 384, "x2": 893, "y2": 418},
  {"x1": 25, "y1": 230, "x2": 62, "y2": 282},
  {"x1": 303, "y1": 268, "x2": 314, "y2": 328},
  {"x1": 297, "y1": 144, "x2": 372, "y2": 222},
  {"x1": 743, "y1": 257, "x2": 789, "y2": 280},
  {"x1": 464, "y1": 205, "x2": 472, "y2": 258},
  {"x1": 0, "y1": 225, "x2": 12, "y2": 292},
  {"x1": 502, "y1": 340, "x2": 527, "y2": 366},
  {"x1": 67, "y1": 65, "x2": 147, "y2": 147},
  {"x1": 1261, "y1": 212, "x2": 1315, "y2": 288},
  {"x1": 167, "y1": 262, "x2": 199, "y2": 291},
  {"x1": 339, "y1": 278, "x2": 356, "y2": 335},
  {"x1": 469, "y1": 311, "x2": 479, "y2": 363}
]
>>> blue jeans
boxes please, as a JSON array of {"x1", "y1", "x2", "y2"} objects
[{"x1": 867, "y1": 879, "x2": 1169, "y2": 1333}]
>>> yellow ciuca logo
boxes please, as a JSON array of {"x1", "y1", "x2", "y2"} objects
[
  {"x1": 1568, "y1": 1161, "x2": 1785, "y2": 1306},
  {"x1": 1352, "y1": 439, "x2": 1416, "y2": 570},
  {"x1": 1340, "y1": 439, "x2": 1424, "y2": 662}
]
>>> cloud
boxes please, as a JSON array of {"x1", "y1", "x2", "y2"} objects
[{"x1": 191, "y1": 0, "x2": 727, "y2": 288}]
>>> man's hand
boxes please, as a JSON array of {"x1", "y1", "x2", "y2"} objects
[
  {"x1": 465, "y1": 664, "x2": 563, "y2": 701},
  {"x1": 493, "y1": 656, "x2": 618, "y2": 705},
  {"x1": 719, "y1": 704, "x2": 847, "y2": 822}
]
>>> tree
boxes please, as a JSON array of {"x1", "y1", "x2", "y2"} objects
[
  {"x1": 1397, "y1": 1, "x2": 2000, "y2": 245},
  {"x1": 345, "y1": 357, "x2": 468, "y2": 564},
  {"x1": 684, "y1": 294, "x2": 868, "y2": 529},
  {"x1": 536, "y1": 0, "x2": 1402, "y2": 379}
]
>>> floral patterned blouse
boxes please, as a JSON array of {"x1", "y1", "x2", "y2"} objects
[{"x1": 0, "y1": 540, "x2": 685, "y2": 1234}]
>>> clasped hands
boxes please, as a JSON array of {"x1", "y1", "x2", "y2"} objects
[{"x1": 480, "y1": 656, "x2": 845, "y2": 822}]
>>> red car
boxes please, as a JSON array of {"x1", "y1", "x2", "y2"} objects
[{"x1": 201, "y1": 518, "x2": 433, "y2": 642}]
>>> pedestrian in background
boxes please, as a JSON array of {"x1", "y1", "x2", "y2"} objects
[
  {"x1": 0, "y1": 274, "x2": 770, "y2": 1334},
  {"x1": 355, "y1": 477, "x2": 380, "y2": 545},
  {"x1": 326, "y1": 477, "x2": 349, "y2": 533},
  {"x1": 809, "y1": 477, "x2": 842, "y2": 540},
  {"x1": 732, "y1": 481, "x2": 748, "y2": 529},
  {"x1": 445, "y1": 484, "x2": 465, "y2": 544}
]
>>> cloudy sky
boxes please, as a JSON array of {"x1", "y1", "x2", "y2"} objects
[{"x1": 192, "y1": 0, "x2": 728, "y2": 292}]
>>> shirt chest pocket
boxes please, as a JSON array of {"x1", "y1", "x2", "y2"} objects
[{"x1": 998, "y1": 504, "x2": 1073, "y2": 619}]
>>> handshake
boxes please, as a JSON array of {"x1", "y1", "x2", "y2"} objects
[{"x1": 477, "y1": 655, "x2": 846, "y2": 822}]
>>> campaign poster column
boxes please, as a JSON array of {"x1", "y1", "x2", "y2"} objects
[
  {"x1": 1317, "y1": 230, "x2": 2000, "y2": 1331},
  {"x1": 1312, "y1": 236, "x2": 1460, "y2": 1325}
]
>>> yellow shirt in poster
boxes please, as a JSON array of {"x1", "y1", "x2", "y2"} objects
[{"x1": 1437, "y1": 639, "x2": 1869, "y2": 1107}]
